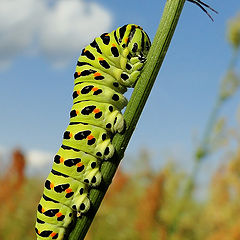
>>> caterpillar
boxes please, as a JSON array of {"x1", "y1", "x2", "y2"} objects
[{"x1": 35, "y1": 24, "x2": 151, "y2": 240}]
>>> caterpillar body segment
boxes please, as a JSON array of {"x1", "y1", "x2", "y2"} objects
[
  {"x1": 35, "y1": 221, "x2": 65, "y2": 240},
  {"x1": 43, "y1": 171, "x2": 90, "y2": 213},
  {"x1": 53, "y1": 148, "x2": 102, "y2": 186},
  {"x1": 37, "y1": 198, "x2": 73, "y2": 227},
  {"x1": 70, "y1": 100, "x2": 125, "y2": 133},
  {"x1": 35, "y1": 24, "x2": 151, "y2": 240},
  {"x1": 72, "y1": 81, "x2": 128, "y2": 110},
  {"x1": 74, "y1": 64, "x2": 128, "y2": 94}
]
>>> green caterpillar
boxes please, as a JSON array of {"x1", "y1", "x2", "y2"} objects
[{"x1": 35, "y1": 24, "x2": 151, "y2": 240}]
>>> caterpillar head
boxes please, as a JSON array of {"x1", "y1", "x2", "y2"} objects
[{"x1": 116, "y1": 24, "x2": 151, "y2": 87}]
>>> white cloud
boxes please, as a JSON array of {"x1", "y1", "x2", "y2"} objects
[
  {"x1": 0, "y1": 0, "x2": 46, "y2": 66},
  {"x1": 0, "y1": 0, "x2": 112, "y2": 70},
  {"x1": 26, "y1": 149, "x2": 53, "y2": 168},
  {"x1": 39, "y1": 0, "x2": 112, "y2": 67}
]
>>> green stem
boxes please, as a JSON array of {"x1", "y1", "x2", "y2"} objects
[
  {"x1": 197, "y1": 98, "x2": 222, "y2": 159},
  {"x1": 229, "y1": 48, "x2": 239, "y2": 70},
  {"x1": 168, "y1": 42, "x2": 240, "y2": 237},
  {"x1": 197, "y1": 47, "x2": 240, "y2": 161},
  {"x1": 67, "y1": 0, "x2": 186, "y2": 239},
  {"x1": 168, "y1": 75, "x2": 223, "y2": 238}
]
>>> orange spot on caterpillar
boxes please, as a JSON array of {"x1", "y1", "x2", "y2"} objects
[
  {"x1": 42, "y1": 208, "x2": 45, "y2": 213},
  {"x1": 50, "y1": 232, "x2": 57, "y2": 237},
  {"x1": 124, "y1": 37, "x2": 128, "y2": 43},
  {"x1": 56, "y1": 212, "x2": 62, "y2": 218},
  {"x1": 76, "y1": 162, "x2": 83, "y2": 167},
  {"x1": 77, "y1": 72, "x2": 81, "y2": 76},
  {"x1": 87, "y1": 135, "x2": 94, "y2": 140},
  {"x1": 84, "y1": 49, "x2": 87, "y2": 53},
  {"x1": 93, "y1": 108, "x2": 100, "y2": 114},
  {"x1": 77, "y1": 90, "x2": 80, "y2": 95},
  {"x1": 69, "y1": 132, "x2": 73, "y2": 138},
  {"x1": 38, "y1": 230, "x2": 41, "y2": 234},
  {"x1": 112, "y1": 43, "x2": 116, "y2": 47},
  {"x1": 93, "y1": 72, "x2": 101, "y2": 77},
  {"x1": 92, "y1": 87, "x2": 98, "y2": 92},
  {"x1": 98, "y1": 57, "x2": 104, "y2": 61},
  {"x1": 60, "y1": 157, "x2": 64, "y2": 163},
  {"x1": 50, "y1": 182, "x2": 54, "y2": 189},
  {"x1": 105, "y1": 33, "x2": 109, "y2": 36},
  {"x1": 75, "y1": 110, "x2": 79, "y2": 115},
  {"x1": 65, "y1": 188, "x2": 72, "y2": 193}
]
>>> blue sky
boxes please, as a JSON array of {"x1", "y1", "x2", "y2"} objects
[{"x1": 0, "y1": 0, "x2": 239, "y2": 178}]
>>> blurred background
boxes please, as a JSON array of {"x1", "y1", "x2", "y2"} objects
[{"x1": 0, "y1": 0, "x2": 240, "y2": 239}]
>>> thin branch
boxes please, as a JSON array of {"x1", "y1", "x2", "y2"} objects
[{"x1": 67, "y1": 0, "x2": 186, "y2": 239}]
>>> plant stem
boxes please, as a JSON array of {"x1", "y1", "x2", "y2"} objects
[
  {"x1": 67, "y1": 0, "x2": 186, "y2": 239},
  {"x1": 167, "y1": 98, "x2": 223, "y2": 237},
  {"x1": 168, "y1": 41, "x2": 240, "y2": 238},
  {"x1": 198, "y1": 98, "x2": 222, "y2": 158}
]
